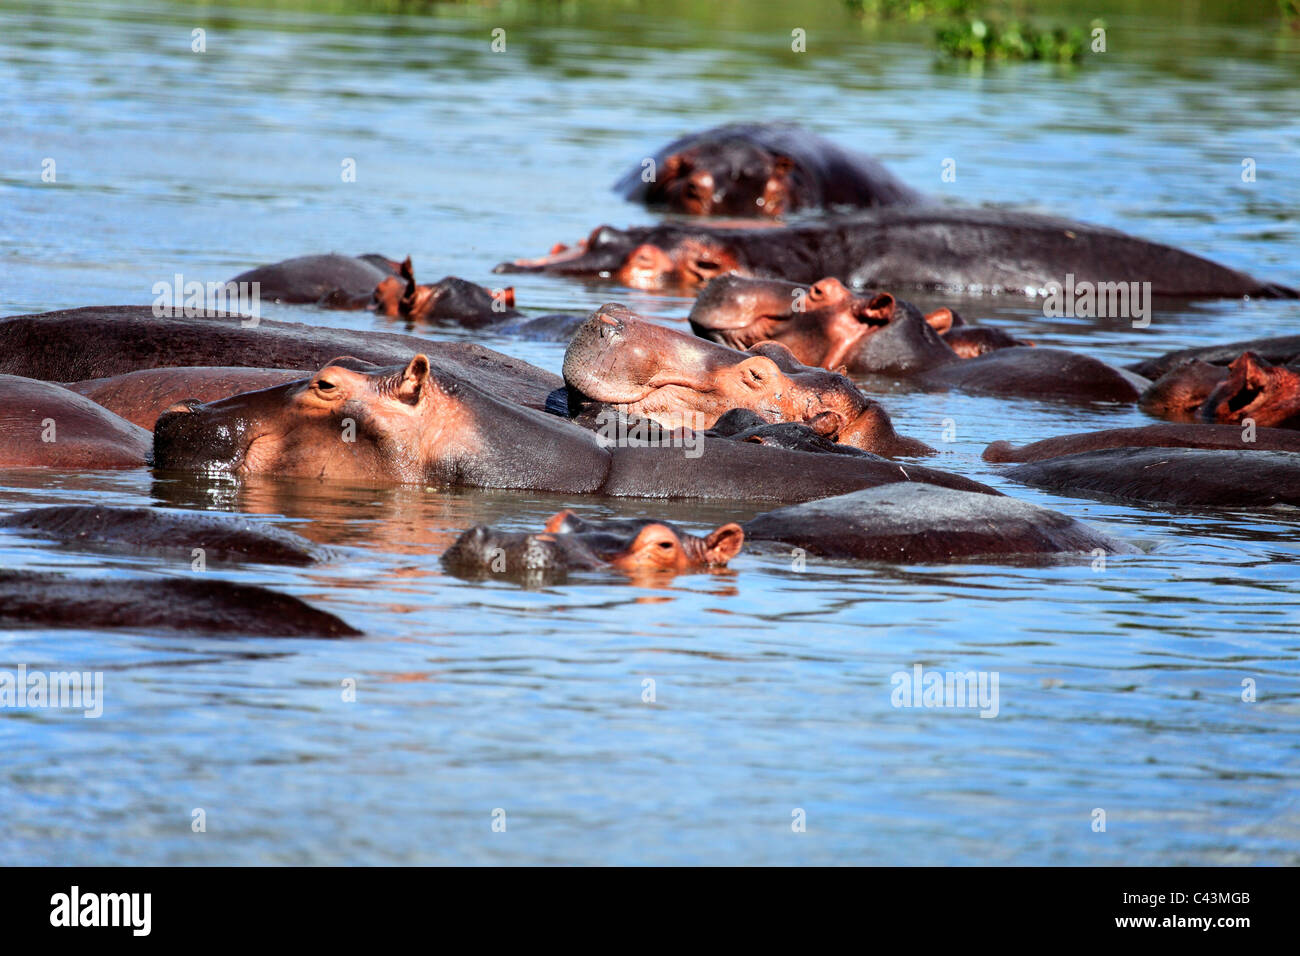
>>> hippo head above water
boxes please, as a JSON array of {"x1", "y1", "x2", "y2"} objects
[
  {"x1": 152, "y1": 355, "x2": 464, "y2": 482},
  {"x1": 442, "y1": 509, "x2": 745, "y2": 581},
  {"x1": 495, "y1": 224, "x2": 747, "y2": 291},
  {"x1": 372, "y1": 258, "x2": 516, "y2": 323},
  {"x1": 642, "y1": 140, "x2": 801, "y2": 217},
  {"x1": 688, "y1": 274, "x2": 960, "y2": 376},
  {"x1": 561, "y1": 303, "x2": 934, "y2": 455},
  {"x1": 1197, "y1": 352, "x2": 1300, "y2": 428}
]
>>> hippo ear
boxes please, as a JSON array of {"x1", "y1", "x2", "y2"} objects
[
  {"x1": 704, "y1": 523, "x2": 745, "y2": 565},
  {"x1": 544, "y1": 510, "x2": 578, "y2": 534},
  {"x1": 860, "y1": 293, "x2": 896, "y2": 324},
  {"x1": 923, "y1": 308, "x2": 956, "y2": 334},
  {"x1": 1232, "y1": 351, "x2": 1272, "y2": 382},
  {"x1": 398, "y1": 354, "x2": 431, "y2": 405},
  {"x1": 805, "y1": 411, "x2": 841, "y2": 438}
]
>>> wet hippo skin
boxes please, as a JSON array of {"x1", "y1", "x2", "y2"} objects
[
  {"x1": 66, "y1": 367, "x2": 309, "y2": 430},
  {"x1": 0, "y1": 505, "x2": 332, "y2": 566},
  {"x1": 1004, "y1": 447, "x2": 1300, "y2": 508},
  {"x1": 0, "y1": 375, "x2": 151, "y2": 469},
  {"x1": 0, "y1": 306, "x2": 561, "y2": 411},
  {"x1": 983, "y1": 423, "x2": 1300, "y2": 462},
  {"x1": 0, "y1": 571, "x2": 360, "y2": 637},
  {"x1": 227, "y1": 253, "x2": 402, "y2": 308}
]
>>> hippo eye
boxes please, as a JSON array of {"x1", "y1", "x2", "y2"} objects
[
  {"x1": 657, "y1": 540, "x2": 675, "y2": 550},
  {"x1": 315, "y1": 378, "x2": 336, "y2": 392}
]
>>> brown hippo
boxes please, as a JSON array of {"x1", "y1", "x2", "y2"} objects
[
  {"x1": 614, "y1": 122, "x2": 924, "y2": 217},
  {"x1": 1004, "y1": 447, "x2": 1300, "y2": 508},
  {"x1": 983, "y1": 423, "x2": 1300, "y2": 463},
  {"x1": 560, "y1": 305, "x2": 935, "y2": 456},
  {"x1": 496, "y1": 208, "x2": 1295, "y2": 298},
  {"x1": 1197, "y1": 352, "x2": 1300, "y2": 428},
  {"x1": 704, "y1": 408, "x2": 880, "y2": 458},
  {"x1": 540, "y1": 486, "x2": 1134, "y2": 564},
  {"x1": 0, "y1": 375, "x2": 150, "y2": 469},
  {"x1": 0, "y1": 570, "x2": 358, "y2": 636},
  {"x1": 228, "y1": 253, "x2": 403, "y2": 309},
  {"x1": 66, "y1": 367, "x2": 308, "y2": 429},
  {"x1": 690, "y1": 275, "x2": 1029, "y2": 371},
  {"x1": 442, "y1": 510, "x2": 745, "y2": 583},
  {"x1": 0, "y1": 307, "x2": 561, "y2": 411},
  {"x1": 1138, "y1": 359, "x2": 1230, "y2": 423},
  {"x1": 151, "y1": 353, "x2": 997, "y2": 501},
  {"x1": 690, "y1": 277, "x2": 1141, "y2": 402},
  {"x1": 1126, "y1": 334, "x2": 1300, "y2": 381},
  {"x1": 0, "y1": 505, "x2": 331, "y2": 566}
]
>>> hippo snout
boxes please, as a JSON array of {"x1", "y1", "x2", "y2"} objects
[{"x1": 152, "y1": 402, "x2": 250, "y2": 474}]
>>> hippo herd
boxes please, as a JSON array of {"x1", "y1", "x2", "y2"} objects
[{"x1": 3, "y1": 123, "x2": 1297, "y2": 633}]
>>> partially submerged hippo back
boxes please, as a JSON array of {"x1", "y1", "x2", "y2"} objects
[
  {"x1": 917, "y1": 347, "x2": 1147, "y2": 404},
  {"x1": 1127, "y1": 334, "x2": 1300, "y2": 381},
  {"x1": 66, "y1": 367, "x2": 308, "y2": 430},
  {"x1": 0, "y1": 375, "x2": 150, "y2": 469},
  {"x1": 615, "y1": 122, "x2": 924, "y2": 217},
  {"x1": 0, "y1": 570, "x2": 358, "y2": 637},
  {"x1": 1004, "y1": 447, "x2": 1300, "y2": 508},
  {"x1": 0, "y1": 505, "x2": 331, "y2": 566},
  {"x1": 1138, "y1": 359, "x2": 1228, "y2": 423},
  {"x1": 983, "y1": 423, "x2": 1300, "y2": 463},
  {"x1": 739, "y1": 482, "x2": 1135, "y2": 561},
  {"x1": 228, "y1": 253, "x2": 400, "y2": 308}
]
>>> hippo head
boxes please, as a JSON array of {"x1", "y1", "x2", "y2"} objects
[
  {"x1": 561, "y1": 304, "x2": 922, "y2": 453},
  {"x1": 1197, "y1": 352, "x2": 1300, "y2": 428},
  {"x1": 495, "y1": 224, "x2": 745, "y2": 290},
  {"x1": 647, "y1": 140, "x2": 802, "y2": 217},
  {"x1": 1138, "y1": 358, "x2": 1229, "y2": 423},
  {"x1": 373, "y1": 257, "x2": 515, "y2": 322},
  {"x1": 152, "y1": 355, "x2": 450, "y2": 481},
  {"x1": 442, "y1": 510, "x2": 744, "y2": 581},
  {"x1": 689, "y1": 275, "x2": 958, "y2": 375}
]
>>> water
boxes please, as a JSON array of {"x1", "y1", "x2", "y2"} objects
[{"x1": 1, "y1": 0, "x2": 1299, "y2": 864}]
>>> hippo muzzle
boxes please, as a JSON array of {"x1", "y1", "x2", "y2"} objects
[{"x1": 152, "y1": 400, "x2": 255, "y2": 475}]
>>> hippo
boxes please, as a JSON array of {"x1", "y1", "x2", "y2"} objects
[
  {"x1": 0, "y1": 570, "x2": 358, "y2": 636},
  {"x1": 690, "y1": 277, "x2": 1141, "y2": 402},
  {"x1": 1138, "y1": 359, "x2": 1230, "y2": 423},
  {"x1": 983, "y1": 423, "x2": 1300, "y2": 462},
  {"x1": 540, "y1": 485, "x2": 1134, "y2": 564},
  {"x1": 227, "y1": 253, "x2": 402, "y2": 309},
  {"x1": 442, "y1": 512, "x2": 745, "y2": 583},
  {"x1": 1127, "y1": 334, "x2": 1300, "y2": 381},
  {"x1": 0, "y1": 505, "x2": 331, "y2": 566},
  {"x1": 66, "y1": 367, "x2": 308, "y2": 429},
  {"x1": 0, "y1": 306, "x2": 561, "y2": 411},
  {"x1": 0, "y1": 375, "x2": 151, "y2": 469},
  {"x1": 496, "y1": 207, "x2": 1295, "y2": 298},
  {"x1": 1196, "y1": 352, "x2": 1300, "y2": 428},
  {"x1": 1003, "y1": 447, "x2": 1300, "y2": 508},
  {"x1": 560, "y1": 304, "x2": 935, "y2": 456},
  {"x1": 704, "y1": 408, "x2": 877, "y2": 457},
  {"x1": 613, "y1": 122, "x2": 924, "y2": 217},
  {"x1": 151, "y1": 352, "x2": 997, "y2": 501},
  {"x1": 384, "y1": 260, "x2": 585, "y2": 340},
  {"x1": 689, "y1": 275, "x2": 1029, "y2": 366}
]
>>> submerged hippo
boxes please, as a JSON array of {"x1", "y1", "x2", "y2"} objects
[
  {"x1": 705, "y1": 408, "x2": 877, "y2": 457},
  {"x1": 496, "y1": 208, "x2": 1294, "y2": 298},
  {"x1": 560, "y1": 304, "x2": 934, "y2": 456},
  {"x1": 151, "y1": 353, "x2": 995, "y2": 501},
  {"x1": 381, "y1": 259, "x2": 584, "y2": 339},
  {"x1": 0, "y1": 570, "x2": 358, "y2": 637},
  {"x1": 1138, "y1": 359, "x2": 1230, "y2": 423},
  {"x1": 67, "y1": 367, "x2": 308, "y2": 429},
  {"x1": 689, "y1": 274, "x2": 1028, "y2": 365},
  {"x1": 525, "y1": 485, "x2": 1133, "y2": 567},
  {"x1": 442, "y1": 511, "x2": 745, "y2": 583},
  {"x1": 0, "y1": 306, "x2": 561, "y2": 411},
  {"x1": 228, "y1": 253, "x2": 403, "y2": 309},
  {"x1": 692, "y1": 277, "x2": 1140, "y2": 402},
  {"x1": 983, "y1": 423, "x2": 1300, "y2": 462},
  {"x1": 614, "y1": 122, "x2": 924, "y2": 217},
  {"x1": 0, "y1": 505, "x2": 331, "y2": 566},
  {"x1": 1004, "y1": 447, "x2": 1300, "y2": 508},
  {"x1": 0, "y1": 375, "x2": 150, "y2": 469},
  {"x1": 1127, "y1": 334, "x2": 1300, "y2": 381}
]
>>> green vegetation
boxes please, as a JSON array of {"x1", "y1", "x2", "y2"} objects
[{"x1": 935, "y1": 16, "x2": 1105, "y2": 62}]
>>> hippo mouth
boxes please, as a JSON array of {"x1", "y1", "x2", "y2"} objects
[
  {"x1": 151, "y1": 401, "x2": 257, "y2": 476},
  {"x1": 691, "y1": 314, "x2": 787, "y2": 351}
]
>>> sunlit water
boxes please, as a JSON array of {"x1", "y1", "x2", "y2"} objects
[{"x1": 1, "y1": 0, "x2": 1298, "y2": 864}]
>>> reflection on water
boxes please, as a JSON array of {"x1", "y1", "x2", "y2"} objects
[{"x1": 1, "y1": 0, "x2": 1299, "y2": 864}]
